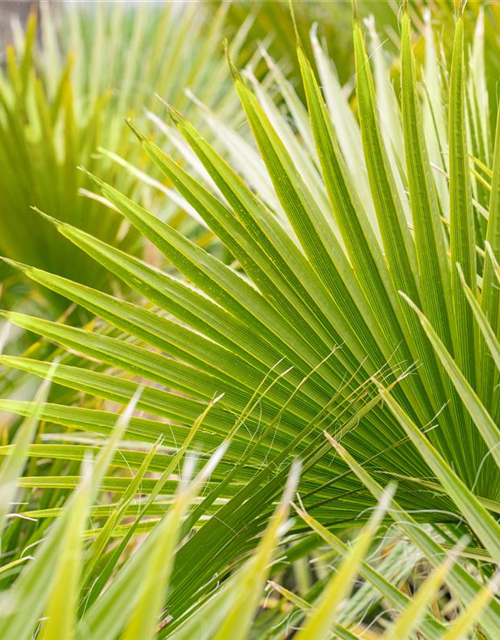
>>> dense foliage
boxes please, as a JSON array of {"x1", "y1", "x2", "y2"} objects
[{"x1": 1, "y1": 2, "x2": 500, "y2": 638}]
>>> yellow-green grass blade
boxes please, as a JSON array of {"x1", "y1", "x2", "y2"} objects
[
  {"x1": 0, "y1": 400, "x2": 199, "y2": 449},
  {"x1": 0, "y1": 443, "x2": 193, "y2": 479},
  {"x1": 0, "y1": 406, "x2": 260, "y2": 465},
  {"x1": 0, "y1": 557, "x2": 32, "y2": 578},
  {"x1": 0, "y1": 392, "x2": 137, "y2": 640},
  {"x1": 400, "y1": 11, "x2": 471, "y2": 471},
  {"x1": 16, "y1": 475, "x2": 178, "y2": 494},
  {"x1": 211, "y1": 462, "x2": 300, "y2": 640},
  {"x1": 82, "y1": 437, "x2": 163, "y2": 583},
  {"x1": 166, "y1": 463, "x2": 300, "y2": 640},
  {"x1": 120, "y1": 454, "x2": 203, "y2": 640},
  {"x1": 310, "y1": 25, "x2": 376, "y2": 229},
  {"x1": 293, "y1": 486, "x2": 393, "y2": 640},
  {"x1": 441, "y1": 572, "x2": 500, "y2": 640},
  {"x1": 294, "y1": 507, "x2": 446, "y2": 640},
  {"x1": 260, "y1": 45, "x2": 316, "y2": 161},
  {"x1": 77, "y1": 443, "x2": 227, "y2": 640},
  {"x1": 368, "y1": 15, "x2": 405, "y2": 177},
  {"x1": 39, "y1": 457, "x2": 92, "y2": 640},
  {"x1": 325, "y1": 432, "x2": 500, "y2": 638},
  {"x1": 382, "y1": 540, "x2": 464, "y2": 640},
  {"x1": 0, "y1": 354, "x2": 239, "y2": 439},
  {"x1": 21, "y1": 500, "x2": 224, "y2": 523},
  {"x1": 82, "y1": 397, "x2": 223, "y2": 610},
  {"x1": 0, "y1": 370, "x2": 53, "y2": 539},
  {"x1": 267, "y1": 581, "x2": 362, "y2": 640},
  {"x1": 375, "y1": 382, "x2": 500, "y2": 563},
  {"x1": 297, "y1": 45, "x2": 399, "y2": 359},
  {"x1": 244, "y1": 66, "x2": 331, "y2": 223}
]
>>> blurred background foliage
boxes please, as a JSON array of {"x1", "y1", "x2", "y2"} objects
[
  {"x1": 0, "y1": 1, "x2": 255, "y2": 315},
  {"x1": 226, "y1": 0, "x2": 500, "y2": 93}
]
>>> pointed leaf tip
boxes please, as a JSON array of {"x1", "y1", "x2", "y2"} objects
[
  {"x1": 401, "y1": 3, "x2": 411, "y2": 34},
  {"x1": 288, "y1": 0, "x2": 300, "y2": 44},
  {"x1": 352, "y1": 0, "x2": 360, "y2": 23},
  {"x1": 0, "y1": 256, "x2": 30, "y2": 274},
  {"x1": 399, "y1": 290, "x2": 424, "y2": 316},
  {"x1": 154, "y1": 94, "x2": 184, "y2": 126},
  {"x1": 31, "y1": 207, "x2": 61, "y2": 229},
  {"x1": 223, "y1": 40, "x2": 241, "y2": 83},
  {"x1": 125, "y1": 118, "x2": 146, "y2": 142},
  {"x1": 290, "y1": 501, "x2": 307, "y2": 519},
  {"x1": 77, "y1": 166, "x2": 106, "y2": 190},
  {"x1": 324, "y1": 431, "x2": 347, "y2": 457}
]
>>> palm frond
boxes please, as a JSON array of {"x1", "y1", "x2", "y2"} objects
[{"x1": 2, "y1": 3, "x2": 500, "y2": 637}]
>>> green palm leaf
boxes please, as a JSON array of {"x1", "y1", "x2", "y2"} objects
[{"x1": 2, "y1": 4, "x2": 500, "y2": 637}]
